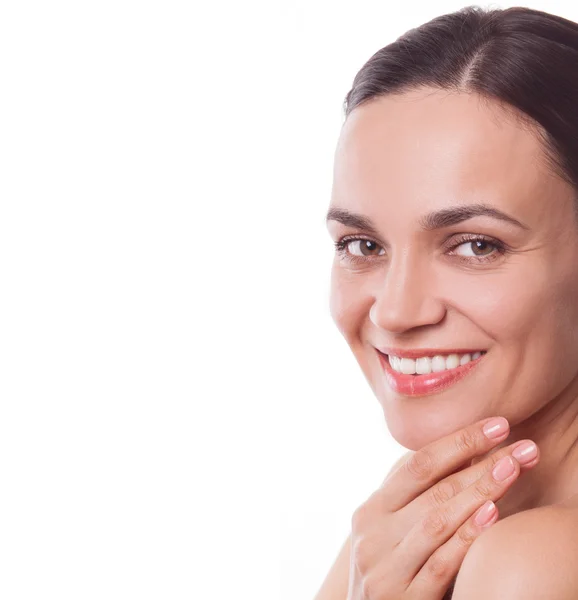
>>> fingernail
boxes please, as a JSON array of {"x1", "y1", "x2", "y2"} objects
[
  {"x1": 475, "y1": 500, "x2": 497, "y2": 527},
  {"x1": 512, "y1": 441, "x2": 537, "y2": 465},
  {"x1": 483, "y1": 417, "x2": 509, "y2": 440},
  {"x1": 492, "y1": 456, "x2": 515, "y2": 481}
]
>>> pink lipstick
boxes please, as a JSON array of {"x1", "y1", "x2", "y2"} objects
[{"x1": 377, "y1": 349, "x2": 486, "y2": 397}]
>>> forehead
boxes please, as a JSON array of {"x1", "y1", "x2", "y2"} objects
[{"x1": 332, "y1": 89, "x2": 565, "y2": 223}]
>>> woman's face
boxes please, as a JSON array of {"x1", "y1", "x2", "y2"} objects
[{"x1": 327, "y1": 89, "x2": 578, "y2": 450}]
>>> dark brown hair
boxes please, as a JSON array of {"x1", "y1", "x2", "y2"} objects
[{"x1": 344, "y1": 5, "x2": 578, "y2": 200}]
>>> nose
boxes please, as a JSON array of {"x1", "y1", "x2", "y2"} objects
[{"x1": 369, "y1": 251, "x2": 446, "y2": 334}]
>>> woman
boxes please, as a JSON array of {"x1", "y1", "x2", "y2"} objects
[{"x1": 316, "y1": 5, "x2": 578, "y2": 600}]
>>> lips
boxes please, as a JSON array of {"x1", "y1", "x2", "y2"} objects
[{"x1": 376, "y1": 349, "x2": 485, "y2": 397}]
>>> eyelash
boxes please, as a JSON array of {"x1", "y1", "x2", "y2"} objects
[{"x1": 333, "y1": 234, "x2": 508, "y2": 266}]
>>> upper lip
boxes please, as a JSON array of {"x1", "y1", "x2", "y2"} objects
[{"x1": 376, "y1": 347, "x2": 486, "y2": 359}]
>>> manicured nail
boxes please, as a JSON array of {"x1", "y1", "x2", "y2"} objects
[
  {"x1": 492, "y1": 456, "x2": 515, "y2": 481},
  {"x1": 475, "y1": 500, "x2": 497, "y2": 527},
  {"x1": 512, "y1": 441, "x2": 537, "y2": 465},
  {"x1": 483, "y1": 417, "x2": 509, "y2": 440}
]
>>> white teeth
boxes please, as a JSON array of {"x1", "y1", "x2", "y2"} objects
[
  {"x1": 415, "y1": 357, "x2": 431, "y2": 374},
  {"x1": 400, "y1": 358, "x2": 416, "y2": 374},
  {"x1": 446, "y1": 354, "x2": 460, "y2": 369},
  {"x1": 431, "y1": 355, "x2": 446, "y2": 372},
  {"x1": 386, "y1": 351, "x2": 484, "y2": 375}
]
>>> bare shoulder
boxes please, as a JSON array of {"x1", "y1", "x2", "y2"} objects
[{"x1": 451, "y1": 502, "x2": 578, "y2": 599}]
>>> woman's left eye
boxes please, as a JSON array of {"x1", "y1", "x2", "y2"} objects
[{"x1": 448, "y1": 236, "x2": 506, "y2": 261}]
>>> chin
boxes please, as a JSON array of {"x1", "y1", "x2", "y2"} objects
[{"x1": 374, "y1": 387, "x2": 489, "y2": 450}]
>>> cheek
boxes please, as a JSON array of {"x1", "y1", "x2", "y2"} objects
[
  {"x1": 329, "y1": 267, "x2": 371, "y2": 339},
  {"x1": 447, "y1": 268, "x2": 578, "y2": 368},
  {"x1": 447, "y1": 276, "x2": 540, "y2": 339}
]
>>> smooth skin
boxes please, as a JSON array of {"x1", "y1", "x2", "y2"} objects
[
  {"x1": 348, "y1": 418, "x2": 537, "y2": 599},
  {"x1": 314, "y1": 418, "x2": 540, "y2": 600},
  {"x1": 318, "y1": 87, "x2": 578, "y2": 598}
]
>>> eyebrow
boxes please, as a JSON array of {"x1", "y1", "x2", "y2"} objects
[{"x1": 325, "y1": 203, "x2": 530, "y2": 233}]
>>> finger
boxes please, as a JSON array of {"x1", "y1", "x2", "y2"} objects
[
  {"x1": 381, "y1": 416, "x2": 511, "y2": 512},
  {"x1": 408, "y1": 501, "x2": 500, "y2": 597},
  {"x1": 395, "y1": 454, "x2": 522, "y2": 583},
  {"x1": 470, "y1": 438, "x2": 539, "y2": 471},
  {"x1": 412, "y1": 438, "x2": 539, "y2": 514}
]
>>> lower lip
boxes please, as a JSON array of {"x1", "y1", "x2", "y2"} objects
[{"x1": 377, "y1": 350, "x2": 485, "y2": 397}]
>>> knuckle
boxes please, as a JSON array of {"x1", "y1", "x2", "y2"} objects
[
  {"x1": 455, "y1": 521, "x2": 478, "y2": 548},
  {"x1": 454, "y1": 428, "x2": 480, "y2": 456},
  {"x1": 421, "y1": 510, "x2": 450, "y2": 538},
  {"x1": 351, "y1": 538, "x2": 372, "y2": 575},
  {"x1": 361, "y1": 574, "x2": 380, "y2": 599},
  {"x1": 427, "y1": 479, "x2": 456, "y2": 508},
  {"x1": 472, "y1": 479, "x2": 494, "y2": 502},
  {"x1": 351, "y1": 504, "x2": 370, "y2": 532},
  {"x1": 405, "y1": 449, "x2": 435, "y2": 481},
  {"x1": 424, "y1": 551, "x2": 452, "y2": 582}
]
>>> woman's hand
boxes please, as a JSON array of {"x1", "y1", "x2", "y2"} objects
[{"x1": 347, "y1": 417, "x2": 539, "y2": 599}]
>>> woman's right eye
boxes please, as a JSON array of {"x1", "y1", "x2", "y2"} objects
[{"x1": 334, "y1": 237, "x2": 386, "y2": 261}]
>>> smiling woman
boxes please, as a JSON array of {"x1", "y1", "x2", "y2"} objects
[{"x1": 315, "y1": 4, "x2": 578, "y2": 600}]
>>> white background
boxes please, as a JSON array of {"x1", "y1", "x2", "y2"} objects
[{"x1": 0, "y1": 1, "x2": 575, "y2": 599}]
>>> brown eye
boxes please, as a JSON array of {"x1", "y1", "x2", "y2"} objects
[
  {"x1": 446, "y1": 234, "x2": 507, "y2": 264},
  {"x1": 347, "y1": 239, "x2": 385, "y2": 257},
  {"x1": 454, "y1": 239, "x2": 497, "y2": 257}
]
